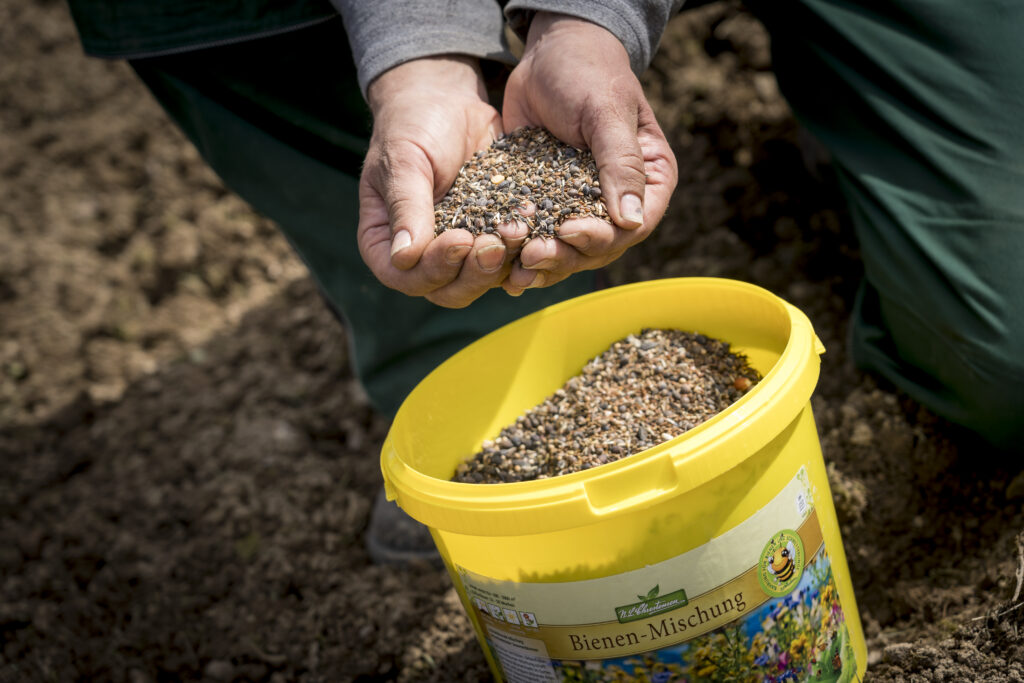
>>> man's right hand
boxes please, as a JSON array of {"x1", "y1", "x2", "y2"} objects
[
  {"x1": 500, "y1": 12, "x2": 678, "y2": 295},
  {"x1": 359, "y1": 56, "x2": 527, "y2": 308}
]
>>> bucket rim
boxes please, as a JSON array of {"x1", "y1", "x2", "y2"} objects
[{"x1": 381, "y1": 277, "x2": 824, "y2": 536}]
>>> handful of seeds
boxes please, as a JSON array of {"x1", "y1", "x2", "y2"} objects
[
  {"x1": 434, "y1": 127, "x2": 607, "y2": 241},
  {"x1": 452, "y1": 329, "x2": 761, "y2": 484}
]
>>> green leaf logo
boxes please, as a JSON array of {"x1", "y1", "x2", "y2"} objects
[
  {"x1": 617, "y1": 585, "x2": 686, "y2": 623},
  {"x1": 638, "y1": 584, "x2": 660, "y2": 601}
]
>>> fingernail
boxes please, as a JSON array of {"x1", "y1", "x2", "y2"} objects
[
  {"x1": 620, "y1": 193, "x2": 644, "y2": 226},
  {"x1": 525, "y1": 271, "x2": 545, "y2": 289},
  {"x1": 476, "y1": 244, "x2": 506, "y2": 272},
  {"x1": 445, "y1": 244, "x2": 471, "y2": 265},
  {"x1": 559, "y1": 231, "x2": 590, "y2": 250},
  {"x1": 499, "y1": 221, "x2": 527, "y2": 240},
  {"x1": 390, "y1": 230, "x2": 412, "y2": 256}
]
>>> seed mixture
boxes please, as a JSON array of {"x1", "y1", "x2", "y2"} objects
[
  {"x1": 434, "y1": 127, "x2": 606, "y2": 240},
  {"x1": 452, "y1": 329, "x2": 761, "y2": 484}
]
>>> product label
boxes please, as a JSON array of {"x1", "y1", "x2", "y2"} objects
[{"x1": 457, "y1": 468, "x2": 860, "y2": 682}]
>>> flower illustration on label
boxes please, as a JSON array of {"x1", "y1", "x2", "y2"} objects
[{"x1": 757, "y1": 529, "x2": 805, "y2": 597}]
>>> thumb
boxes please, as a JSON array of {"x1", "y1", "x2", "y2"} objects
[
  {"x1": 376, "y1": 148, "x2": 438, "y2": 270},
  {"x1": 587, "y1": 108, "x2": 647, "y2": 230}
]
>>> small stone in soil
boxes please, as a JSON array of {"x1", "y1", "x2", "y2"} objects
[{"x1": 452, "y1": 328, "x2": 761, "y2": 484}]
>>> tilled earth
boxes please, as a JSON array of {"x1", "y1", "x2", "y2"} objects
[{"x1": 3, "y1": 2, "x2": 1024, "y2": 681}]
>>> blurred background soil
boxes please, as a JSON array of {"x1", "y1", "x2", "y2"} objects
[{"x1": 3, "y1": 1, "x2": 1024, "y2": 681}]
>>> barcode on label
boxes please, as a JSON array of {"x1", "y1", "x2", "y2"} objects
[{"x1": 796, "y1": 492, "x2": 809, "y2": 516}]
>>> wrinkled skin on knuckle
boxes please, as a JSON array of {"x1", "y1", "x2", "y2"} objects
[
  {"x1": 603, "y1": 130, "x2": 646, "y2": 177},
  {"x1": 420, "y1": 265, "x2": 455, "y2": 292},
  {"x1": 385, "y1": 144, "x2": 426, "y2": 187},
  {"x1": 607, "y1": 75, "x2": 642, "y2": 114},
  {"x1": 581, "y1": 107, "x2": 645, "y2": 173},
  {"x1": 386, "y1": 194, "x2": 422, "y2": 230},
  {"x1": 370, "y1": 133, "x2": 433, "y2": 184},
  {"x1": 582, "y1": 76, "x2": 639, "y2": 125},
  {"x1": 613, "y1": 147, "x2": 647, "y2": 181}
]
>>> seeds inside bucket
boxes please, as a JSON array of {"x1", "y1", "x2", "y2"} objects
[
  {"x1": 451, "y1": 329, "x2": 761, "y2": 484},
  {"x1": 434, "y1": 127, "x2": 606, "y2": 241}
]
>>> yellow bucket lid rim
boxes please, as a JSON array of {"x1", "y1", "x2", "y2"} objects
[{"x1": 381, "y1": 278, "x2": 824, "y2": 537}]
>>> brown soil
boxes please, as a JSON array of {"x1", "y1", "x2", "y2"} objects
[{"x1": 2, "y1": 1, "x2": 1022, "y2": 681}]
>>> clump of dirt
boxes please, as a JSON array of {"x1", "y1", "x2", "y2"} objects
[
  {"x1": 3, "y1": 0, "x2": 1024, "y2": 681},
  {"x1": 452, "y1": 328, "x2": 758, "y2": 483},
  {"x1": 434, "y1": 126, "x2": 605, "y2": 239},
  {"x1": 872, "y1": 616, "x2": 1024, "y2": 681},
  {"x1": 870, "y1": 535, "x2": 1024, "y2": 681}
]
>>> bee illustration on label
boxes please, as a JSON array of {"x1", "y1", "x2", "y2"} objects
[
  {"x1": 757, "y1": 529, "x2": 805, "y2": 597},
  {"x1": 768, "y1": 540, "x2": 797, "y2": 583}
]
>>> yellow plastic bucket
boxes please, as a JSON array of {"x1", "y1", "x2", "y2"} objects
[{"x1": 382, "y1": 277, "x2": 866, "y2": 682}]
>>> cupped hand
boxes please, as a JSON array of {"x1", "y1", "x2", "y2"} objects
[
  {"x1": 359, "y1": 56, "x2": 526, "y2": 308},
  {"x1": 501, "y1": 12, "x2": 678, "y2": 294}
]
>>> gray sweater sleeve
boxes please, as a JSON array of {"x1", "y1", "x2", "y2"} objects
[
  {"x1": 504, "y1": 0, "x2": 685, "y2": 76},
  {"x1": 331, "y1": 0, "x2": 515, "y2": 97}
]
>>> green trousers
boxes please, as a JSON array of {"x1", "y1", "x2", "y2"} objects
[
  {"x1": 748, "y1": 0, "x2": 1024, "y2": 448},
  {"x1": 133, "y1": 6, "x2": 1024, "y2": 447}
]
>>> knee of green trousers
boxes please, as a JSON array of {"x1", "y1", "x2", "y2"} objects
[
  {"x1": 839, "y1": 166, "x2": 1024, "y2": 450},
  {"x1": 747, "y1": 0, "x2": 1024, "y2": 448},
  {"x1": 852, "y1": 280, "x2": 1024, "y2": 450}
]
